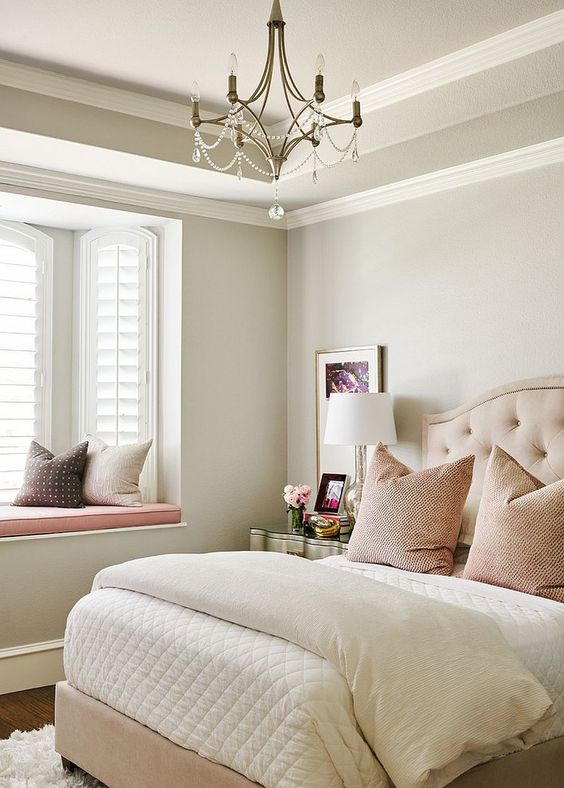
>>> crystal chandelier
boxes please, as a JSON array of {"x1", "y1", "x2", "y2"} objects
[{"x1": 190, "y1": 0, "x2": 362, "y2": 221}]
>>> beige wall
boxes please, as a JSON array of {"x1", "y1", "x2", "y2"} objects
[
  {"x1": 180, "y1": 216, "x2": 288, "y2": 551},
  {"x1": 287, "y1": 163, "x2": 564, "y2": 486}
]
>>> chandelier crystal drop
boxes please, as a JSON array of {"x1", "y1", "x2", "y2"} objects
[
  {"x1": 268, "y1": 183, "x2": 285, "y2": 221},
  {"x1": 268, "y1": 202, "x2": 285, "y2": 221},
  {"x1": 189, "y1": 0, "x2": 362, "y2": 220}
]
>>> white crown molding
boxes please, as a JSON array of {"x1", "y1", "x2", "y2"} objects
[
  {"x1": 0, "y1": 138, "x2": 562, "y2": 231},
  {"x1": 0, "y1": 162, "x2": 279, "y2": 228},
  {"x1": 271, "y1": 10, "x2": 564, "y2": 138},
  {"x1": 285, "y1": 137, "x2": 564, "y2": 229},
  {"x1": 0, "y1": 10, "x2": 562, "y2": 139},
  {"x1": 0, "y1": 58, "x2": 191, "y2": 127}
]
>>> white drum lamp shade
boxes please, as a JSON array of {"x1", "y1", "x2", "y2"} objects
[
  {"x1": 324, "y1": 392, "x2": 397, "y2": 447},
  {"x1": 323, "y1": 392, "x2": 397, "y2": 528}
]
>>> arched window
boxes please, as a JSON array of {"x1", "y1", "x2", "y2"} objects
[
  {"x1": 0, "y1": 221, "x2": 53, "y2": 503},
  {"x1": 78, "y1": 228, "x2": 158, "y2": 499}
]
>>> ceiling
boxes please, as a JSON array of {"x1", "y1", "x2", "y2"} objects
[{"x1": 0, "y1": 0, "x2": 562, "y2": 121}]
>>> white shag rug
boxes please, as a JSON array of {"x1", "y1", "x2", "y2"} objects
[{"x1": 0, "y1": 726, "x2": 104, "y2": 787}]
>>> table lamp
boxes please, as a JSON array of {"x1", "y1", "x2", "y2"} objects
[{"x1": 324, "y1": 392, "x2": 397, "y2": 527}]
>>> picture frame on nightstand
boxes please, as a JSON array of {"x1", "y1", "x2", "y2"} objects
[{"x1": 314, "y1": 473, "x2": 347, "y2": 514}]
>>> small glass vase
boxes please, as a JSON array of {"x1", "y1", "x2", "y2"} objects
[{"x1": 290, "y1": 507, "x2": 304, "y2": 535}]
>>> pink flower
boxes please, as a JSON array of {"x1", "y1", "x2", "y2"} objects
[
  {"x1": 283, "y1": 482, "x2": 311, "y2": 509},
  {"x1": 283, "y1": 487, "x2": 297, "y2": 506}
]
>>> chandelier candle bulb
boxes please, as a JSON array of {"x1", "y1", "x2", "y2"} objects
[
  {"x1": 190, "y1": 81, "x2": 201, "y2": 128},
  {"x1": 351, "y1": 81, "x2": 362, "y2": 127},
  {"x1": 228, "y1": 52, "x2": 238, "y2": 76}
]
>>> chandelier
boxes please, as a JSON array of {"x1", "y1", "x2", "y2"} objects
[{"x1": 189, "y1": 0, "x2": 362, "y2": 220}]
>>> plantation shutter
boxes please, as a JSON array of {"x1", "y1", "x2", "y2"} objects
[
  {"x1": 94, "y1": 241, "x2": 147, "y2": 446},
  {"x1": 0, "y1": 224, "x2": 51, "y2": 503},
  {"x1": 80, "y1": 228, "x2": 157, "y2": 500}
]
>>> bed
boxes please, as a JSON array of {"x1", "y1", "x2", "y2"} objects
[{"x1": 55, "y1": 376, "x2": 564, "y2": 787}]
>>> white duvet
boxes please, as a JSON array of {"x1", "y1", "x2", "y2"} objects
[{"x1": 63, "y1": 552, "x2": 564, "y2": 788}]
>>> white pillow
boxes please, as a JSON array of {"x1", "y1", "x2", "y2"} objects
[{"x1": 82, "y1": 434, "x2": 152, "y2": 506}]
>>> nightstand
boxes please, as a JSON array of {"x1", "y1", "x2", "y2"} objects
[{"x1": 250, "y1": 524, "x2": 349, "y2": 560}]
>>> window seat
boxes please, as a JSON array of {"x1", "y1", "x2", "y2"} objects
[{"x1": 0, "y1": 503, "x2": 182, "y2": 538}]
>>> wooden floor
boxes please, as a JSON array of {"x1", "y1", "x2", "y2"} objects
[{"x1": 0, "y1": 685, "x2": 55, "y2": 739}]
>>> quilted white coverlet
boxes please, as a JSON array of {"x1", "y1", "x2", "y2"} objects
[{"x1": 65, "y1": 551, "x2": 554, "y2": 788}]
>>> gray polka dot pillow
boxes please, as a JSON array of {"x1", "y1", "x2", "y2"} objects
[
  {"x1": 12, "y1": 440, "x2": 89, "y2": 508},
  {"x1": 347, "y1": 443, "x2": 474, "y2": 575}
]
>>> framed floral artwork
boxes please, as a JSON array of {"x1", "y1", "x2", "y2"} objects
[{"x1": 315, "y1": 345, "x2": 383, "y2": 481}]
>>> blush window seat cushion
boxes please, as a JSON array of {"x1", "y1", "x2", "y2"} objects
[{"x1": 0, "y1": 503, "x2": 181, "y2": 538}]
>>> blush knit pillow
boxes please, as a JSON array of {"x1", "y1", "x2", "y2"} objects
[
  {"x1": 347, "y1": 443, "x2": 474, "y2": 575},
  {"x1": 12, "y1": 440, "x2": 88, "y2": 508},
  {"x1": 464, "y1": 446, "x2": 564, "y2": 602},
  {"x1": 82, "y1": 434, "x2": 152, "y2": 506}
]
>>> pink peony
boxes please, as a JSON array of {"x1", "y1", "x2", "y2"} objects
[{"x1": 283, "y1": 482, "x2": 311, "y2": 509}]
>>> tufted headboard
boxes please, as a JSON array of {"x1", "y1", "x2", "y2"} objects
[{"x1": 422, "y1": 377, "x2": 564, "y2": 545}]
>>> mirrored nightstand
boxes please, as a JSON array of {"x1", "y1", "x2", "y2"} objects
[{"x1": 250, "y1": 524, "x2": 349, "y2": 560}]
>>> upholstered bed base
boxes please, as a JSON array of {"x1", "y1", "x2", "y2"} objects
[
  {"x1": 55, "y1": 681, "x2": 564, "y2": 788},
  {"x1": 55, "y1": 682, "x2": 259, "y2": 787}
]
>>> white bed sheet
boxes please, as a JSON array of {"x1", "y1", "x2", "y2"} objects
[{"x1": 64, "y1": 556, "x2": 564, "y2": 788}]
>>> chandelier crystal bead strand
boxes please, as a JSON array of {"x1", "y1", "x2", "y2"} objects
[{"x1": 189, "y1": 0, "x2": 362, "y2": 221}]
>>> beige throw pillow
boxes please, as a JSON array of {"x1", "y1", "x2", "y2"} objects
[
  {"x1": 82, "y1": 435, "x2": 152, "y2": 506},
  {"x1": 347, "y1": 443, "x2": 474, "y2": 574},
  {"x1": 464, "y1": 446, "x2": 564, "y2": 602}
]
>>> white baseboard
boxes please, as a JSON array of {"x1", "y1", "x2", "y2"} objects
[{"x1": 0, "y1": 639, "x2": 65, "y2": 695}]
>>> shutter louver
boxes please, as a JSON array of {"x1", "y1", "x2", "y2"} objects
[{"x1": 0, "y1": 240, "x2": 40, "y2": 502}]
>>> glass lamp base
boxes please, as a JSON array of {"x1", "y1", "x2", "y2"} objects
[
  {"x1": 343, "y1": 480, "x2": 363, "y2": 528},
  {"x1": 344, "y1": 444, "x2": 367, "y2": 529}
]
